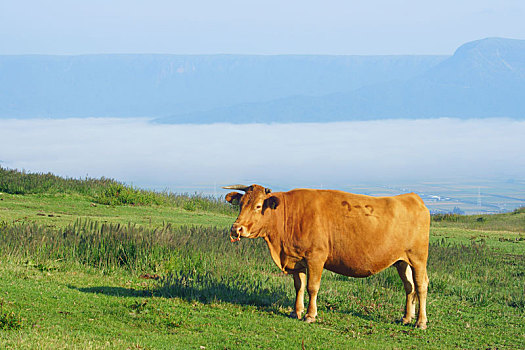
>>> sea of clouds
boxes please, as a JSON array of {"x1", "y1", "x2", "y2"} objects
[{"x1": 1, "y1": 118, "x2": 524, "y2": 193}]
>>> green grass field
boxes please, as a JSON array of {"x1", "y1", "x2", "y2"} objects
[{"x1": 1, "y1": 168, "x2": 524, "y2": 349}]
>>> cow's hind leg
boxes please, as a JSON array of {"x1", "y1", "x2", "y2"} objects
[
  {"x1": 290, "y1": 270, "x2": 306, "y2": 319},
  {"x1": 395, "y1": 261, "x2": 416, "y2": 325},
  {"x1": 412, "y1": 262, "x2": 429, "y2": 329}
]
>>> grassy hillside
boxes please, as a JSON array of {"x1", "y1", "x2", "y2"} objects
[
  {"x1": 1, "y1": 168, "x2": 524, "y2": 349},
  {"x1": 0, "y1": 166, "x2": 236, "y2": 215}
]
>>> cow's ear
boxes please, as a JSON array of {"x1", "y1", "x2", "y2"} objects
[
  {"x1": 264, "y1": 196, "x2": 280, "y2": 210},
  {"x1": 225, "y1": 192, "x2": 243, "y2": 205}
]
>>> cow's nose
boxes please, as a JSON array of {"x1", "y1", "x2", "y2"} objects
[
  {"x1": 230, "y1": 224, "x2": 243, "y2": 242},
  {"x1": 231, "y1": 224, "x2": 243, "y2": 236}
]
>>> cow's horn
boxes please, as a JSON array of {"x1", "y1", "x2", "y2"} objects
[{"x1": 222, "y1": 184, "x2": 250, "y2": 191}]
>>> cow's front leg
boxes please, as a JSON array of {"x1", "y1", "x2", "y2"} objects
[
  {"x1": 304, "y1": 260, "x2": 324, "y2": 323},
  {"x1": 290, "y1": 270, "x2": 306, "y2": 319}
]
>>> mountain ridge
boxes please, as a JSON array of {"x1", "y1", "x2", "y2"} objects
[
  {"x1": 156, "y1": 37, "x2": 525, "y2": 123},
  {"x1": 0, "y1": 54, "x2": 445, "y2": 119},
  {"x1": 1, "y1": 37, "x2": 523, "y2": 123}
]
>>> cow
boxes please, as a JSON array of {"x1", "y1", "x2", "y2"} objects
[{"x1": 223, "y1": 184, "x2": 430, "y2": 329}]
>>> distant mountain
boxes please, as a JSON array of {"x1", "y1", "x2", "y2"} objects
[
  {"x1": 156, "y1": 38, "x2": 525, "y2": 123},
  {"x1": 2, "y1": 38, "x2": 523, "y2": 123},
  {"x1": 0, "y1": 54, "x2": 444, "y2": 119}
]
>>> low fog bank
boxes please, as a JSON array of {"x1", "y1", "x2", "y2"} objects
[{"x1": 1, "y1": 118, "x2": 523, "y2": 192}]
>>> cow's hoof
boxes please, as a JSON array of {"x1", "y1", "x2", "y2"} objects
[
  {"x1": 289, "y1": 311, "x2": 302, "y2": 319},
  {"x1": 401, "y1": 317, "x2": 412, "y2": 325},
  {"x1": 304, "y1": 315, "x2": 316, "y2": 323},
  {"x1": 415, "y1": 322, "x2": 427, "y2": 330}
]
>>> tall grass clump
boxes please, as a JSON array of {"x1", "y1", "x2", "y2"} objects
[
  {"x1": 0, "y1": 219, "x2": 269, "y2": 273},
  {"x1": 0, "y1": 219, "x2": 288, "y2": 306},
  {"x1": 0, "y1": 166, "x2": 115, "y2": 196}
]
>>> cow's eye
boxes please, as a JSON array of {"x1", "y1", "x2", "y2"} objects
[{"x1": 256, "y1": 205, "x2": 262, "y2": 210}]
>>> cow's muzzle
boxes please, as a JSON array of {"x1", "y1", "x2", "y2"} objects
[{"x1": 230, "y1": 224, "x2": 245, "y2": 243}]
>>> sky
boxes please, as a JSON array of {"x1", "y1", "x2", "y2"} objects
[
  {"x1": 1, "y1": 118, "x2": 523, "y2": 192},
  {"x1": 1, "y1": 1, "x2": 524, "y2": 206},
  {"x1": 1, "y1": 0, "x2": 524, "y2": 55}
]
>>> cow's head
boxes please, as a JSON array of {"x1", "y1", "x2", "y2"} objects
[{"x1": 223, "y1": 184, "x2": 280, "y2": 242}]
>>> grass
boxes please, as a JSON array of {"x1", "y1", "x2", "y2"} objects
[
  {"x1": 0, "y1": 166, "x2": 236, "y2": 216},
  {"x1": 1, "y1": 225, "x2": 523, "y2": 349},
  {"x1": 0, "y1": 167, "x2": 524, "y2": 349}
]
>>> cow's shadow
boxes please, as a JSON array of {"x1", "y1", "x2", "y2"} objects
[
  {"x1": 69, "y1": 276, "x2": 398, "y2": 324},
  {"x1": 68, "y1": 274, "x2": 292, "y2": 314}
]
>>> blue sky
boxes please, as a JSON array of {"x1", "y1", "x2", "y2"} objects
[{"x1": 1, "y1": 0, "x2": 524, "y2": 55}]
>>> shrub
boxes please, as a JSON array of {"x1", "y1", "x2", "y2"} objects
[
  {"x1": 431, "y1": 213, "x2": 460, "y2": 222},
  {"x1": 94, "y1": 184, "x2": 164, "y2": 206},
  {"x1": 0, "y1": 299, "x2": 22, "y2": 330},
  {"x1": 512, "y1": 206, "x2": 525, "y2": 214}
]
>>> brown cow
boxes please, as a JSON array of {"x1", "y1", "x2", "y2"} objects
[{"x1": 224, "y1": 184, "x2": 430, "y2": 329}]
